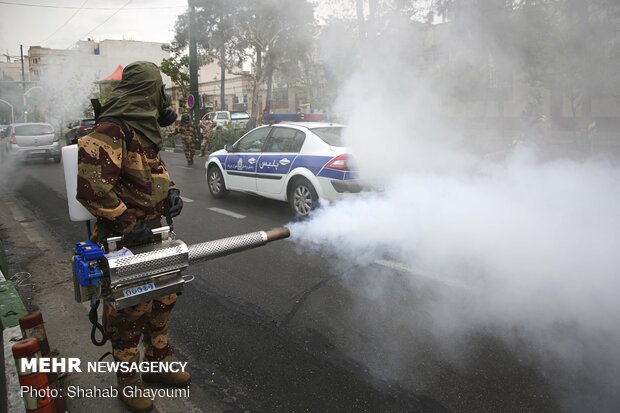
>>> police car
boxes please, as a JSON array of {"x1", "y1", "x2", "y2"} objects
[{"x1": 205, "y1": 122, "x2": 361, "y2": 216}]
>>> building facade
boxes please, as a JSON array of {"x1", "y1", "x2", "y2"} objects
[
  {"x1": 0, "y1": 58, "x2": 28, "y2": 82},
  {"x1": 28, "y1": 39, "x2": 171, "y2": 84},
  {"x1": 14, "y1": 40, "x2": 172, "y2": 124}
]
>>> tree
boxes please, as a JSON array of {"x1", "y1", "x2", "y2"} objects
[
  {"x1": 171, "y1": 0, "x2": 249, "y2": 111},
  {"x1": 430, "y1": 0, "x2": 620, "y2": 137},
  {"x1": 160, "y1": 55, "x2": 191, "y2": 98},
  {"x1": 551, "y1": 0, "x2": 620, "y2": 136},
  {"x1": 171, "y1": 0, "x2": 316, "y2": 116}
]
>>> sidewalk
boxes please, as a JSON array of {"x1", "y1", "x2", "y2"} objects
[{"x1": 0, "y1": 196, "x2": 226, "y2": 413}]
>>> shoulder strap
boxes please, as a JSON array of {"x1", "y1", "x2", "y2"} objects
[
  {"x1": 91, "y1": 98, "x2": 102, "y2": 120},
  {"x1": 97, "y1": 116, "x2": 133, "y2": 149}
]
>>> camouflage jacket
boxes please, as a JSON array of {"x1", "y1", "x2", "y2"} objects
[
  {"x1": 76, "y1": 121, "x2": 175, "y2": 235},
  {"x1": 175, "y1": 124, "x2": 196, "y2": 141},
  {"x1": 200, "y1": 120, "x2": 215, "y2": 137}
]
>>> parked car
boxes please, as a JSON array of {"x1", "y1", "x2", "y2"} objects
[
  {"x1": 230, "y1": 111, "x2": 250, "y2": 130},
  {"x1": 3, "y1": 123, "x2": 61, "y2": 162},
  {"x1": 202, "y1": 111, "x2": 232, "y2": 128},
  {"x1": 65, "y1": 118, "x2": 95, "y2": 145},
  {"x1": 205, "y1": 122, "x2": 363, "y2": 217}
]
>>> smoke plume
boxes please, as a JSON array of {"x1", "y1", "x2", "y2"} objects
[{"x1": 293, "y1": 8, "x2": 620, "y2": 412}]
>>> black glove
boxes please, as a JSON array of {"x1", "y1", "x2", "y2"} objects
[
  {"x1": 167, "y1": 188, "x2": 183, "y2": 218},
  {"x1": 121, "y1": 219, "x2": 153, "y2": 245}
]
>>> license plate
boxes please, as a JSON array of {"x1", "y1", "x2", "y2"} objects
[
  {"x1": 29, "y1": 150, "x2": 46, "y2": 154},
  {"x1": 123, "y1": 282, "x2": 156, "y2": 297}
]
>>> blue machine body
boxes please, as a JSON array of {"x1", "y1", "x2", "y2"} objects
[{"x1": 73, "y1": 241, "x2": 106, "y2": 286}]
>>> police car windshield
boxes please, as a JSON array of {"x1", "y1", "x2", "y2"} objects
[{"x1": 312, "y1": 127, "x2": 345, "y2": 146}]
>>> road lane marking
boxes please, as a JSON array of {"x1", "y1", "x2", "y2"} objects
[
  {"x1": 180, "y1": 196, "x2": 194, "y2": 203},
  {"x1": 208, "y1": 207, "x2": 246, "y2": 219}
]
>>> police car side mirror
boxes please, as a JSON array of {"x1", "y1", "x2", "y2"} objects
[{"x1": 225, "y1": 144, "x2": 234, "y2": 152}]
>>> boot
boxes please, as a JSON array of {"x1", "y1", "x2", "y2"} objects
[
  {"x1": 199, "y1": 151, "x2": 205, "y2": 157},
  {"x1": 143, "y1": 356, "x2": 191, "y2": 387},
  {"x1": 187, "y1": 159, "x2": 194, "y2": 165},
  {"x1": 118, "y1": 379, "x2": 153, "y2": 413}
]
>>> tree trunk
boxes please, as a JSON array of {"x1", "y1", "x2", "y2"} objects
[
  {"x1": 265, "y1": 55, "x2": 274, "y2": 112},
  {"x1": 265, "y1": 70, "x2": 273, "y2": 112},
  {"x1": 582, "y1": 89, "x2": 592, "y2": 137},
  {"x1": 356, "y1": 0, "x2": 365, "y2": 40},
  {"x1": 251, "y1": 46, "x2": 262, "y2": 117},
  {"x1": 303, "y1": 56, "x2": 313, "y2": 110},
  {"x1": 368, "y1": 0, "x2": 377, "y2": 39},
  {"x1": 220, "y1": 42, "x2": 226, "y2": 110}
]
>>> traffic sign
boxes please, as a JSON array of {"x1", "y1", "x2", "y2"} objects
[{"x1": 187, "y1": 94, "x2": 195, "y2": 109}]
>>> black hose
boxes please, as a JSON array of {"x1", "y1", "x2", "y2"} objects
[{"x1": 89, "y1": 300, "x2": 107, "y2": 346}]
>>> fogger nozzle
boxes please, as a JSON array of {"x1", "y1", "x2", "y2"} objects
[
  {"x1": 265, "y1": 227, "x2": 291, "y2": 241},
  {"x1": 187, "y1": 227, "x2": 290, "y2": 264},
  {"x1": 73, "y1": 226, "x2": 291, "y2": 310}
]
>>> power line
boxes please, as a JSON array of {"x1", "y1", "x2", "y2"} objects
[
  {"x1": 0, "y1": 0, "x2": 184, "y2": 9},
  {"x1": 79, "y1": 0, "x2": 134, "y2": 41},
  {"x1": 40, "y1": 0, "x2": 89, "y2": 45}
]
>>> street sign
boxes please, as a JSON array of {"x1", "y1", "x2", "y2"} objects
[{"x1": 187, "y1": 94, "x2": 195, "y2": 109}]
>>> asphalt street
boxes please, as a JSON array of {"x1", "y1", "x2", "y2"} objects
[{"x1": 0, "y1": 150, "x2": 564, "y2": 413}]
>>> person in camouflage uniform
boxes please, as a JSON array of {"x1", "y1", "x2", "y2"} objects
[
  {"x1": 176, "y1": 114, "x2": 196, "y2": 165},
  {"x1": 76, "y1": 61, "x2": 189, "y2": 413},
  {"x1": 199, "y1": 117, "x2": 215, "y2": 157}
]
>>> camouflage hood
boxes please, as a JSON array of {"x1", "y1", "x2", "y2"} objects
[{"x1": 99, "y1": 61, "x2": 168, "y2": 149}]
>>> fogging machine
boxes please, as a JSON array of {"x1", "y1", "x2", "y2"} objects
[{"x1": 72, "y1": 226, "x2": 290, "y2": 309}]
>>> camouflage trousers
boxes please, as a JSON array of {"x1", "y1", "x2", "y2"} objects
[
  {"x1": 200, "y1": 136, "x2": 208, "y2": 154},
  {"x1": 182, "y1": 137, "x2": 194, "y2": 161},
  {"x1": 103, "y1": 293, "x2": 177, "y2": 386}
]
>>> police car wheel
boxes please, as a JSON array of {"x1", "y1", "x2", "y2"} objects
[
  {"x1": 289, "y1": 178, "x2": 318, "y2": 217},
  {"x1": 208, "y1": 166, "x2": 229, "y2": 198}
]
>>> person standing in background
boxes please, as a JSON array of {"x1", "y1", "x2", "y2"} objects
[{"x1": 176, "y1": 114, "x2": 197, "y2": 165}]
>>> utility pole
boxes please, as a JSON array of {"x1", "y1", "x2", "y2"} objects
[
  {"x1": 188, "y1": 0, "x2": 200, "y2": 128},
  {"x1": 220, "y1": 42, "x2": 225, "y2": 110},
  {"x1": 20, "y1": 44, "x2": 26, "y2": 122},
  {"x1": 20, "y1": 45, "x2": 25, "y2": 84}
]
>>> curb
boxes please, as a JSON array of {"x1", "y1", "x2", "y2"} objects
[
  {"x1": 0, "y1": 239, "x2": 7, "y2": 276},
  {"x1": 0, "y1": 198, "x2": 219, "y2": 412},
  {"x1": 162, "y1": 146, "x2": 201, "y2": 154},
  {"x1": 0, "y1": 267, "x2": 27, "y2": 413}
]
